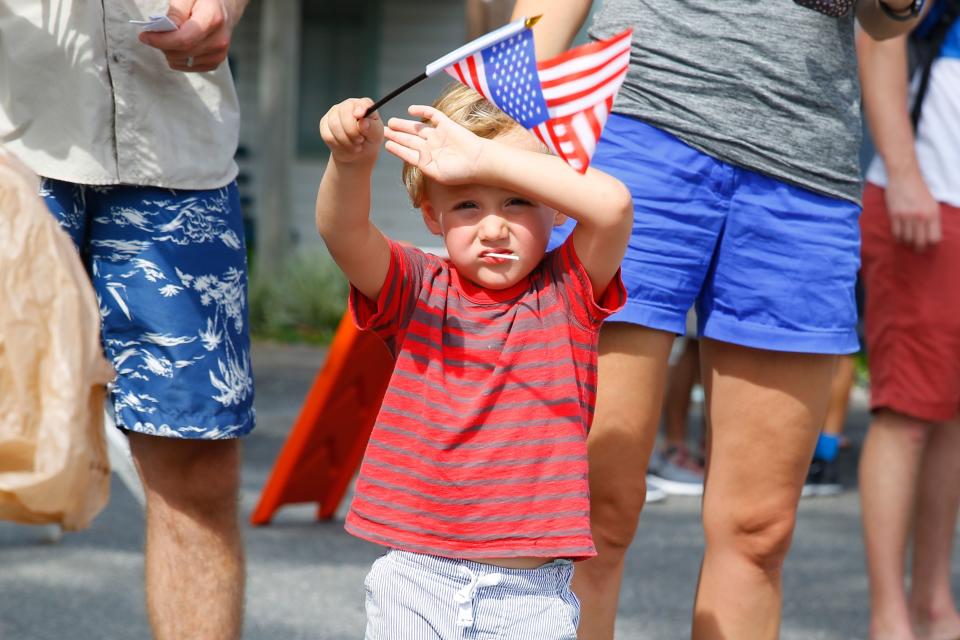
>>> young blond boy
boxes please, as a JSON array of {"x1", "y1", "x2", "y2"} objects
[{"x1": 315, "y1": 84, "x2": 632, "y2": 639}]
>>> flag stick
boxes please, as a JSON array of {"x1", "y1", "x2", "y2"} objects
[
  {"x1": 365, "y1": 72, "x2": 428, "y2": 117},
  {"x1": 364, "y1": 15, "x2": 541, "y2": 117}
]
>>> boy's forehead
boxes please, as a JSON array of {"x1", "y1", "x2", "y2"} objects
[
  {"x1": 426, "y1": 180, "x2": 528, "y2": 203},
  {"x1": 427, "y1": 181, "x2": 493, "y2": 200}
]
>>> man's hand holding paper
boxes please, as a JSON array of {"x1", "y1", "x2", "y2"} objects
[{"x1": 137, "y1": 0, "x2": 247, "y2": 72}]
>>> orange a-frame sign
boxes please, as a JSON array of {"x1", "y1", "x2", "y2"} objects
[{"x1": 251, "y1": 311, "x2": 393, "y2": 525}]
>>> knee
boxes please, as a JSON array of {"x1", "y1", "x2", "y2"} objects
[
  {"x1": 705, "y1": 504, "x2": 798, "y2": 575},
  {"x1": 585, "y1": 406, "x2": 661, "y2": 558},
  {"x1": 178, "y1": 446, "x2": 240, "y2": 507},
  {"x1": 590, "y1": 476, "x2": 648, "y2": 557},
  {"x1": 135, "y1": 438, "x2": 241, "y2": 513}
]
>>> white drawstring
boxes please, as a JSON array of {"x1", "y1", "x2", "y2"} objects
[{"x1": 453, "y1": 565, "x2": 503, "y2": 628}]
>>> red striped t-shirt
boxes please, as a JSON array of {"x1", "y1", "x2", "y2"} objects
[{"x1": 345, "y1": 237, "x2": 626, "y2": 560}]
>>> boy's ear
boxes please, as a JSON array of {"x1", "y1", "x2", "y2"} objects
[
  {"x1": 421, "y1": 201, "x2": 443, "y2": 236},
  {"x1": 553, "y1": 211, "x2": 568, "y2": 227}
]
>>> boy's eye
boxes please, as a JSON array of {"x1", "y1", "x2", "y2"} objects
[
  {"x1": 506, "y1": 197, "x2": 534, "y2": 207},
  {"x1": 453, "y1": 200, "x2": 479, "y2": 210}
]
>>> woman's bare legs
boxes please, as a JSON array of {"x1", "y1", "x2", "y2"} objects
[
  {"x1": 692, "y1": 340, "x2": 835, "y2": 640},
  {"x1": 572, "y1": 323, "x2": 675, "y2": 640}
]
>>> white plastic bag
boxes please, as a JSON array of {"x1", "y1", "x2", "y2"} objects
[{"x1": 0, "y1": 148, "x2": 114, "y2": 531}]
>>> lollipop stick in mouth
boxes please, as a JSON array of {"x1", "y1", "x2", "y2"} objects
[{"x1": 486, "y1": 253, "x2": 520, "y2": 261}]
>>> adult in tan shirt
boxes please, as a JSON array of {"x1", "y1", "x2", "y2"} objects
[{"x1": 1, "y1": 1, "x2": 252, "y2": 638}]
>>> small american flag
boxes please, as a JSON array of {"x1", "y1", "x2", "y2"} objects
[
  {"x1": 447, "y1": 28, "x2": 632, "y2": 173},
  {"x1": 445, "y1": 29, "x2": 549, "y2": 129}
]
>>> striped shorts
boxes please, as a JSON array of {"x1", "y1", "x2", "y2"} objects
[{"x1": 364, "y1": 550, "x2": 580, "y2": 639}]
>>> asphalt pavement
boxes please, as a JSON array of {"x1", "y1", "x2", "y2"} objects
[{"x1": 1, "y1": 341, "x2": 957, "y2": 639}]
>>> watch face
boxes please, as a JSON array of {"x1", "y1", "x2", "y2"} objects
[{"x1": 793, "y1": 0, "x2": 857, "y2": 17}]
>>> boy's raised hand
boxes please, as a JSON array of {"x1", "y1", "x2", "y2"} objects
[
  {"x1": 319, "y1": 98, "x2": 383, "y2": 166},
  {"x1": 385, "y1": 105, "x2": 485, "y2": 185}
]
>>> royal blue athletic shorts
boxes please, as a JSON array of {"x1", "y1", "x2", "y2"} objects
[
  {"x1": 41, "y1": 179, "x2": 255, "y2": 439},
  {"x1": 550, "y1": 114, "x2": 861, "y2": 354}
]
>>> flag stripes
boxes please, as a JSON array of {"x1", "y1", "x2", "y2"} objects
[{"x1": 532, "y1": 30, "x2": 630, "y2": 172}]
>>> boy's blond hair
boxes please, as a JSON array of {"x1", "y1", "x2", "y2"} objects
[{"x1": 402, "y1": 83, "x2": 521, "y2": 208}]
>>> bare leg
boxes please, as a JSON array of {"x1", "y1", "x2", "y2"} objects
[
  {"x1": 910, "y1": 419, "x2": 960, "y2": 640},
  {"x1": 693, "y1": 340, "x2": 834, "y2": 640},
  {"x1": 664, "y1": 337, "x2": 701, "y2": 448},
  {"x1": 572, "y1": 323, "x2": 675, "y2": 640},
  {"x1": 859, "y1": 410, "x2": 930, "y2": 640},
  {"x1": 823, "y1": 354, "x2": 855, "y2": 437},
  {"x1": 129, "y1": 434, "x2": 245, "y2": 640}
]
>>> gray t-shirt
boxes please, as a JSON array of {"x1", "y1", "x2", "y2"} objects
[{"x1": 591, "y1": 0, "x2": 862, "y2": 203}]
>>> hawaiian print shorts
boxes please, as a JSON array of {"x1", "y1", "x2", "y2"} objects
[{"x1": 41, "y1": 179, "x2": 255, "y2": 439}]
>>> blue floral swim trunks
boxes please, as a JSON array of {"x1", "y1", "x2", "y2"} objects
[{"x1": 41, "y1": 179, "x2": 255, "y2": 439}]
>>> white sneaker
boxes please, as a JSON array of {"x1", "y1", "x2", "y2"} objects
[{"x1": 645, "y1": 483, "x2": 667, "y2": 504}]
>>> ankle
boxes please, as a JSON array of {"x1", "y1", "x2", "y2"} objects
[
  {"x1": 910, "y1": 602, "x2": 960, "y2": 640},
  {"x1": 869, "y1": 620, "x2": 917, "y2": 640},
  {"x1": 871, "y1": 608, "x2": 918, "y2": 640},
  {"x1": 909, "y1": 599, "x2": 960, "y2": 627}
]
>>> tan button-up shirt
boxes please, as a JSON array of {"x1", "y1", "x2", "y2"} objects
[{"x1": 0, "y1": 1, "x2": 240, "y2": 190}]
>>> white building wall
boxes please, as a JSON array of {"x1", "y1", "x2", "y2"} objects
[{"x1": 232, "y1": 0, "x2": 467, "y2": 254}]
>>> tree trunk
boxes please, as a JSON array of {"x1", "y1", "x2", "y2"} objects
[{"x1": 254, "y1": 0, "x2": 300, "y2": 282}]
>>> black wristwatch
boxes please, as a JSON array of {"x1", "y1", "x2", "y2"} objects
[{"x1": 878, "y1": 0, "x2": 926, "y2": 20}]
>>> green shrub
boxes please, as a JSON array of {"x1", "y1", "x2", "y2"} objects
[{"x1": 249, "y1": 250, "x2": 348, "y2": 344}]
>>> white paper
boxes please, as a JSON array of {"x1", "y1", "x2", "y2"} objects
[{"x1": 129, "y1": 14, "x2": 177, "y2": 32}]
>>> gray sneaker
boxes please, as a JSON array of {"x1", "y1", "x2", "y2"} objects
[{"x1": 647, "y1": 445, "x2": 705, "y2": 496}]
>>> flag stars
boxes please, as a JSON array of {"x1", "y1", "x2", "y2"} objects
[{"x1": 471, "y1": 28, "x2": 549, "y2": 128}]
